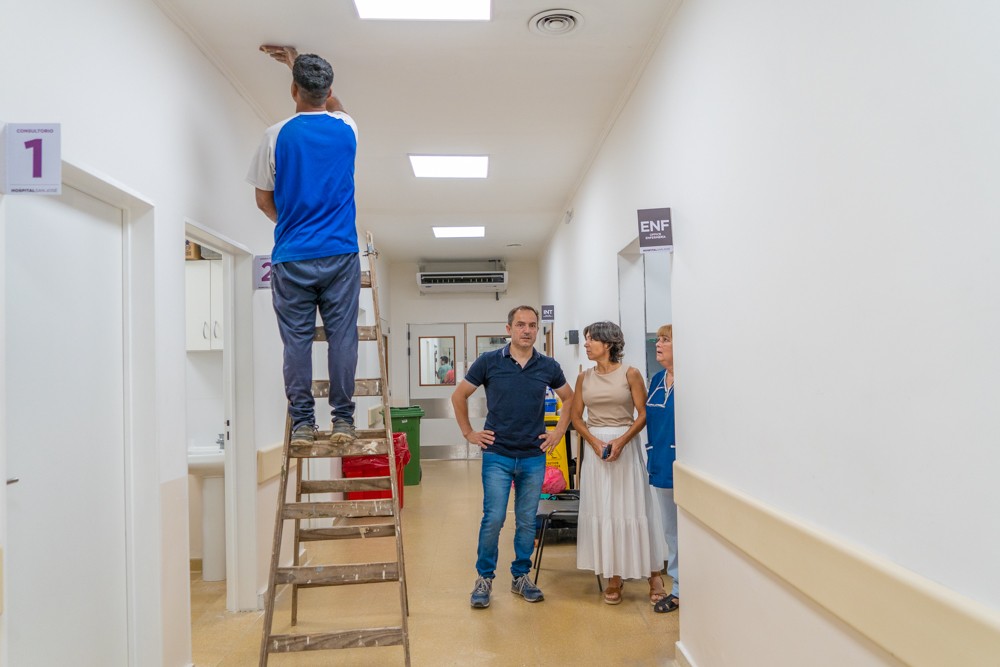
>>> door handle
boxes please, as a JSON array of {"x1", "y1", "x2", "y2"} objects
[
  {"x1": 203, "y1": 322, "x2": 209, "y2": 339},
  {"x1": 213, "y1": 322, "x2": 220, "y2": 338},
  {"x1": 7, "y1": 478, "x2": 20, "y2": 485}
]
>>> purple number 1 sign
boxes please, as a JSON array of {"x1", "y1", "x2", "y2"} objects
[
  {"x1": 2, "y1": 123, "x2": 62, "y2": 195},
  {"x1": 24, "y1": 138, "x2": 43, "y2": 178}
]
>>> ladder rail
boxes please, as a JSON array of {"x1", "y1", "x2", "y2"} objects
[
  {"x1": 366, "y1": 232, "x2": 412, "y2": 637},
  {"x1": 259, "y1": 233, "x2": 409, "y2": 666},
  {"x1": 257, "y1": 414, "x2": 294, "y2": 666},
  {"x1": 290, "y1": 444, "x2": 306, "y2": 626}
]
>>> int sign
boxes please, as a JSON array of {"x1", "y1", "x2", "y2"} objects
[
  {"x1": 637, "y1": 207, "x2": 672, "y2": 253},
  {"x1": 254, "y1": 255, "x2": 272, "y2": 290},
  {"x1": 1, "y1": 123, "x2": 62, "y2": 195},
  {"x1": 541, "y1": 305, "x2": 555, "y2": 322}
]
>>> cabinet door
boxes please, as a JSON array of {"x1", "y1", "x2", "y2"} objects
[
  {"x1": 210, "y1": 259, "x2": 224, "y2": 350},
  {"x1": 185, "y1": 261, "x2": 211, "y2": 350}
]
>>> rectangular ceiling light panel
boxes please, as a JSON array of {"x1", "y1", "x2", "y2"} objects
[
  {"x1": 410, "y1": 155, "x2": 489, "y2": 178},
  {"x1": 354, "y1": 1, "x2": 491, "y2": 21},
  {"x1": 433, "y1": 226, "x2": 485, "y2": 238}
]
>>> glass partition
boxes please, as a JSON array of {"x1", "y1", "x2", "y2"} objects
[
  {"x1": 418, "y1": 336, "x2": 456, "y2": 385},
  {"x1": 475, "y1": 334, "x2": 509, "y2": 359}
]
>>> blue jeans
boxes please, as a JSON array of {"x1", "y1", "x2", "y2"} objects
[
  {"x1": 476, "y1": 452, "x2": 546, "y2": 579},
  {"x1": 271, "y1": 254, "x2": 360, "y2": 428}
]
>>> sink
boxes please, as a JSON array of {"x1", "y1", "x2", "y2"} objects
[
  {"x1": 187, "y1": 447, "x2": 226, "y2": 581},
  {"x1": 188, "y1": 447, "x2": 225, "y2": 476}
]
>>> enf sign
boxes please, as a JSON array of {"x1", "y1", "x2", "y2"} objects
[
  {"x1": 640, "y1": 218, "x2": 669, "y2": 233},
  {"x1": 636, "y1": 207, "x2": 672, "y2": 253}
]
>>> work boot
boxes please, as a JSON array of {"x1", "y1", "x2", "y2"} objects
[
  {"x1": 290, "y1": 423, "x2": 316, "y2": 446},
  {"x1": 329, "y1": 420, "x2": 357, "y2": 444}
]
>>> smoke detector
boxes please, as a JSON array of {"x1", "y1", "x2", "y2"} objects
[{"x1": 528, "y1": 9, "x2": 584, "y2": 36}]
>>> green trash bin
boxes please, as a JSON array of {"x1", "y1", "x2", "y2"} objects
[{"x1": 390, "y1": 406, "x2": 425, "y2": 486}]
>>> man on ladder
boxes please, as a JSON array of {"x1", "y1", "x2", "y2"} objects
[{"x1": 247, "y1": 46, "x2": 360, "y2": 445}]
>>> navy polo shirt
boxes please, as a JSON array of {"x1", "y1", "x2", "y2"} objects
[{"x1": 463, "y1": 344, "x2": 568, "y2": 458}]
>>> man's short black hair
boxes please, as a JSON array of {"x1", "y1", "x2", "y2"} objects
[{"x1": 292, "y1": 54, "x2": 334, "y2": 105}]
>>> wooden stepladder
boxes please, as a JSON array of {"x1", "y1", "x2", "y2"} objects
[{"x1": 259, "y1": 232, "x2": 410, "y2": 666}]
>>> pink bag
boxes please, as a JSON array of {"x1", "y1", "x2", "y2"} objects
[{"x1": 542, "y1": 466, "x2": 567, "y2": 494}]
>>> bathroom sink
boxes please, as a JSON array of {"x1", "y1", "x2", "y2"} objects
[
  {"x1": 187, "y1": 448, "x2": 225, "y2": 476},
  {"x1": 188, "y1": 447, "x2": 227, "y2": 581}
]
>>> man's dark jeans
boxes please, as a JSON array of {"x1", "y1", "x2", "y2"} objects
[{"x1": 271, "y1": 253, "x2": 360, "y2": 429}]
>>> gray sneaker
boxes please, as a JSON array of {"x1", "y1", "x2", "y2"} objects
[
  {"x1": 511, "y1": 574, "x2": 544, "y2": 602},
  {"x1": 290, "y1": 423, "x2": 316, "y2": 446},
  {"x1": 329, "y1": 420, "x2": 357, "y2": 444},
  {"x1": 470, "y1": 576, "x2": 493, "y2": 608}
]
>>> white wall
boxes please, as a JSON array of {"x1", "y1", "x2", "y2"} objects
[
  {"x1": 386, "y1": 261, "x2": 540, "y2": 404},
  {"x1": 542, "y1": 0, "x2": 1000, "y2": 663},
  {"x1": 1, "y1": 0, "x2": 276, "y2": 664}
]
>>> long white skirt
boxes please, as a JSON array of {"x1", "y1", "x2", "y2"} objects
[{"x1": 577, "y1": 425, "x2": 669, "y2": 580}]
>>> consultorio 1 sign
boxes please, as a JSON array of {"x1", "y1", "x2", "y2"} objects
[{"x1": 1, "y1": 123, "x2": 62, "y2": 195}]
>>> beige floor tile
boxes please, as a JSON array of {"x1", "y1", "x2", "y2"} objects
[{"x1": 191, "y1": 459, "x2": 678, "y2": 666}]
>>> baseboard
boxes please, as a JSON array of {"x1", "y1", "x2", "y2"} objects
[
  {"x1": 674, "y1": 462, "x2": 1000, "y2": 667},
  {"x1": 674, "y1": 640, "x2": 696, "y2": 667},
  {"x1": 189, "y1": 558, "x2": 202, "y2": 573}
]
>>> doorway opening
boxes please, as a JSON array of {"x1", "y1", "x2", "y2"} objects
[
  {"x1": 183, "y1": 221, "x2": 257, "y2": 613},
  {"x1": 618, "y1": 240, "x2": 672, "y2": 379}
]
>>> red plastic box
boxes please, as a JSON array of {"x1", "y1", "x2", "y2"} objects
[{"x1": 343, "y1": 432, "x2": 410, "y2": 508}]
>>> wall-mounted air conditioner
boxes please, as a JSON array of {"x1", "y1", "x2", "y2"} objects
[{"x1": 416, "y1": 270, "x2": 509, "y2": 293}]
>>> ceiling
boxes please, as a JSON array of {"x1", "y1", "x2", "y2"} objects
[{"x1": 158, "y1": 0, "x2": 675, "y2": 263}]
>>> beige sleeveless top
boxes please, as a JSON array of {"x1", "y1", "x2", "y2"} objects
[{"x1": 582, "y1": 365, "x2": 635, "y2": 428}]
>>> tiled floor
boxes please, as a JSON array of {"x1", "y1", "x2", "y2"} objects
[{"x1": 191, "y1": 459, "x2": 679, "y2": 666}]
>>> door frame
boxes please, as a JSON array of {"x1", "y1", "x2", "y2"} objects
[
  {"x1": 184, "y1": 220, "x2": 257, "y2": 612},
  {"x1": 0, "y1": 160, "x2": 162, "y2": 664}
]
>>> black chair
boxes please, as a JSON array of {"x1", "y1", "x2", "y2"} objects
[{"x1": 532, "y1": 489, "x2": 602, "y2": 591}]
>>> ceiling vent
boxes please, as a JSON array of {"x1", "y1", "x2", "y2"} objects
[
  {"x1": 528, "y1": 9, "x2": 583, "y2": 36},
  {"x1": 417, "y1": 260, "x2": 508, "y2": 294}
]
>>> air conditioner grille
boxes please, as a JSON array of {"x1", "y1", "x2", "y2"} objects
[{"x1": 420, "y1": 272, "x2": 506, "y2": 285}]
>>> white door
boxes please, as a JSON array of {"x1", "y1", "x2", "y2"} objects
[
  {"x1": 5, "y1": 186, "x2": 129, "y2": 665},
  {"x1": 408, "y1": 322, "x2": 509, "y2": 459}
]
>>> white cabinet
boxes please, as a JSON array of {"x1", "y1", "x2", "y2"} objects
[{"x1": 185, "y1": 260, "x2": 224, "y2": 351}]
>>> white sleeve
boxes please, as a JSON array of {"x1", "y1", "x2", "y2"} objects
[
  {"x1": 331, "y1": 111, "x2": 359, "y2": 141},
  {"x1": 245, "y1": 136, "x2": 274, "y2": 190},
  {"x1": 246, "y1": 123, "x2": 283, "y2": 190}
]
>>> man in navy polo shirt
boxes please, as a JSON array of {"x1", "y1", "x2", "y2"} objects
[{"x1": 452, "y1": 305, "x2": 574, "y2": 608}]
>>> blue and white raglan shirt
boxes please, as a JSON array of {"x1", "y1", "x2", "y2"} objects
[{"x1": 246, "y1": 111, "x2": 359, "y2": 264}]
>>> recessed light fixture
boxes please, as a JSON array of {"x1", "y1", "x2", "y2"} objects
[
  {"x1": 410, "y1": 155, "x2": 489, "y2": 179},
  {"x1": 354, "y1": 0, "x2": 490, "y2": 21},
  {"x1": 433, "y1": 226, "x2": 485, "y2": 238}
]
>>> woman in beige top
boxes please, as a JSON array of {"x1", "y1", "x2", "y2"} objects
[{"x1": 572, "y1": 321, "x2": 669, "y2": 605}]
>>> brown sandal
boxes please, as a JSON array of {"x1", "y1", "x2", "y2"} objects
[
  {"x1": 603, "y1": 578, "x2": 624, "y2": 605},
  {"x1": 648, "y1": 575, "x2": 668, "y2": 605}
]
